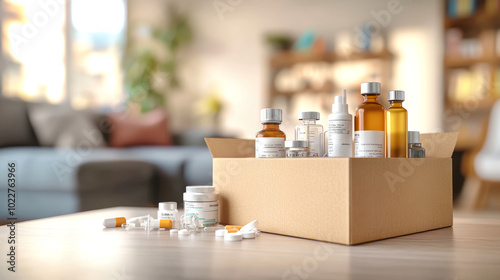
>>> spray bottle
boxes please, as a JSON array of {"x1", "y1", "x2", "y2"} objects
[{"x1": 328, "y1": 89, "x2": 353, "y2": 157}]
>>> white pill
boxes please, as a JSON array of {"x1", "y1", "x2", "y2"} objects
[
  {"x1": 242, "y1": 231, "x2": 256, "y2": 239},
  {"x1": 215, "y1": 229, "x2": 228, "y2": 237},
  {"x1": 178, "y1": 229, "x2": 190, "y2": 236},
  {"x1": 224, "y1": 232, "x2": 243, "y2": 241},
  {"x1": 170, "y1": 229, "x2": 179, "y2": 235}
]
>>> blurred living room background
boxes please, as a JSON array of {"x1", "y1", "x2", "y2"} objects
[{"x1": 1, "y1": 0, "x2": 499, "y2": 222}]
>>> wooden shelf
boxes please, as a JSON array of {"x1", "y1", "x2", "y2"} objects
[
  {"x1": 270, "y1": 49, "x2": 394, "y2": 68},
  {"x1": 444, "y1": 56, "x2": 500, "y2": 68},
  {"x1": 445, "y1": 12, "x2": 500, "y2": 29}
]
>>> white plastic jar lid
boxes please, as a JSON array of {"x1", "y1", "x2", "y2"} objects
[
  {"x1": 224, "y1": 232, "x2": 243, "y2": 241},
  {"x1": 184, "y1": 186, "x2": 219, "y2": 202}
]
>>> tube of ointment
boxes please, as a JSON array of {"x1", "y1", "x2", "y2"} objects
[{"x1": 103, "y1": 217, "x2": 126, "y2": 228}]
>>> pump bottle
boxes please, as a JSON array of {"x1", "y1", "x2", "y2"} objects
[{"x1": 328, "y1": 89, "x2": 352, "y2": 157}]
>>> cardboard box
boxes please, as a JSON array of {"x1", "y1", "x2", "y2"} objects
[{"x1": 205, "y1": 132, "x2": 458, "y2": 245}]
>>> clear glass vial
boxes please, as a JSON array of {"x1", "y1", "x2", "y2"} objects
[
  {"x1": 408, "y1": 131, "x2": 425, "y2": 158},
  {"x1": 354, "y1": 82, "x2": 385, "y2": 158},
  {"x1": 285, "y1": 140, "x2": 308, "y2": 158},
  {"x1": 256, "y1": 108, "x2": 286, "y2": 158},
  {"x1": 386, "y1": 90, "x2": 408, "y2": 158},
  {"x1": 295, "y1": 111, "x2": 323, "y2": 157}
]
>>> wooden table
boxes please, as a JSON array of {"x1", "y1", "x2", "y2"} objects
[{"x1": 1, "y1": 207, "x2": 499, "y2": 280}]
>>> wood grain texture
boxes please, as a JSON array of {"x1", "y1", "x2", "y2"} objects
[{"x1": 1, "y1": 207, "x2": 499, "y2": 280}]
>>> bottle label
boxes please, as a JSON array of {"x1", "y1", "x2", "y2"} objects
[
  {"x1": 354, "y1": 130, "x2": 384, "y2": 158},
  {"x1": 255, "y1": 137, "x2": 285, "y2": 158},
  {"x1": 328, "y1": 120, "x2": 352, "y2": 157},
  {"x1": 185, "y1": 201, "x2": 219, "y2": 227},
  {"x1": 158, "y1": 211, "x2": 175, "y2": 220},
  {"x1": 296, "y1": 128, "x2": 322, "y2": 157}
]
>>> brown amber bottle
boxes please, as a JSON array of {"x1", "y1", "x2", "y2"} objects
[
  {"x1": 255, "y1": 109, "x2": 286, "y2": 158},
  {"x1": 386, "y1": 90, "x2": 408, "y2": 158},
  {"x1": 354, "y1": 82, "x2": 385, "y2": 158}
]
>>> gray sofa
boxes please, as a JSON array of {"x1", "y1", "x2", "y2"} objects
[{"x1": 0, "y1": 97, "x2": 214, "y2": 221}]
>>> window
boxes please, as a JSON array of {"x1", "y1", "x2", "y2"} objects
[{"x1": 0, "y1": 0, "x2": 126, "y2": 108}]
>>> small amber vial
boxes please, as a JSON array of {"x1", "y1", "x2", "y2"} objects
[
  {"x1": 386, "y1": 90, "x2": 408, "y2": 158},
  {"x1": 255, "y1": 108, "x2": 286, "y2": 158},
  {"x1": 354, "y1": 82, "x2": 385, "y2": 158}
]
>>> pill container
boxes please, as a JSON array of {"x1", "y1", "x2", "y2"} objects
[
  {"x1": 183, "y1": 186, "x2": 219, "y2": 227},
  {"x1": 285, "y1": 140, "x2": 308, "y2": 158}
]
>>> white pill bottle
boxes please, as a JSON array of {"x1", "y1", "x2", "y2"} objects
[{"x1": 183, "y1": 186, "x2": 219, "y2": 227}]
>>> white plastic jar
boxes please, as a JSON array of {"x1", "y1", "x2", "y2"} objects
[{"x1": 183, "y1": 186, "x2": 219, "y2": 227}]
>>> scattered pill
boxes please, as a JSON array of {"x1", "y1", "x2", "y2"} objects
[
  {"x1": 215, "y1": 229, "x2": 228, "y2": 237},
  {"x1": 103, "y1": 217, "x2": 126, "y2": 228}
]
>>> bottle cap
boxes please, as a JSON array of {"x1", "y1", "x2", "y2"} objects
[
  {"x1": 298, "y1": 111, "x2": 320, "y2": 120},
  {"x1": 388, "y1": 90, "x2": 405, "y2": 101},
  {"x1": 361, "y1": 82, "x2": 381, "y2": 95},
  {"x1": 159, "y1": 202, "x2": 177, "y2": 211},
  {"x1": 184, "y1": 186, "x2": 218, "y2": 202},
  {"x1": 242, "y1": 231, "x2": 256, "y2": 239},
  {"x1": 260, "y1": 108, "x2": 282, "y2": 124},
  {"x1": 332, "y1": 89, "x2": 349, "y2": 114},
  {"x1": 408, "y1": 131, "x2": 420, "y2": 144},
  {"x1": 224, "y1": 232, "x2": 243, "y2": 241},
  {"x1": 285, "y1": 140, "x2": 308, "y2": 148}
]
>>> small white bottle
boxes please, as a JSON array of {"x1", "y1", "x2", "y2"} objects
[
  {"x1": 158, "y1": 202, "x2": 178, "y2": 228},
  {"x1": 295, "y1": 112, "x2": 324, "y2": 157},
  {"x1": 328, "y1": 89, "x2": 353, "y2": 157}
]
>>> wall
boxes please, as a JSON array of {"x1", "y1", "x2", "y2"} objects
[{"x1": 129, "y1": 0, "x2": 444, "y2": 138}]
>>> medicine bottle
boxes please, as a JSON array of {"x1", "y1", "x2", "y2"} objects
[
  {"x1": 386, "y1": 90, "x2": 408, "y2": 158},
  {"x1": 328, "y1": 90, "x2": 352, "y2": 157},
  {"x1": 408, "y1": 131, "x2": 425, "y2": 158},
  {"x1": 158, "y1": 202, "x2": 178, "y2": 228},
  {"x1": 354, "y1": 82, "x2": 385, "y2": 158},
  {"x1": 183, "y1": 186, "x2": 219, "y2": 227},
  {"x1": 285, "y1": 140, "x2": 308, "y2": 158},
  {"x1": 255, "y1": 108, "x2": 286, "y2": 158},
  {"x1": 295, "y1": 112, "x2": 323, "y2": 157}
]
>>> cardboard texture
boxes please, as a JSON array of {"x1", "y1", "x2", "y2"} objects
[{"x1": 205, "y1": 132, "x2": 457, "y2": 245}]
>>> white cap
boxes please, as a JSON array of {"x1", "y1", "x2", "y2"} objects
[
  {"x1": 159, "y1": 202, "x2": 177, "y2": 211},
  {"x1": 184, "y1": 186, "x2": 218, "y2": 202},
  {"x1": 332, "y1": 89, "x2": 348, "y2": 114},
  {"x1": 242, "y1": 231, "x2": 256, "y2": 239},
  {"x1": 224, "y1": 232, "x2": 243, "y2": 241}
]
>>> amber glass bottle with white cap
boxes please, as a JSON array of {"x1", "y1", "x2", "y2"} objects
[
  {"x1": 255, "y1": 108, "x2": 286, "y2": 158},
  {"x1": 386, "y1": 90, "x2": 408, "y2": 158},
  {"x1": 354, "y1": 82, "x2": 385, "y2": 158}
]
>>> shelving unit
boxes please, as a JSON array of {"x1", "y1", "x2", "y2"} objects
[
  {"x1": 443, "y1": 0, "x2": 500, "y2": 149},
  {"x1": 268, "y1": 49, "x2": 394, "y2": 107}
]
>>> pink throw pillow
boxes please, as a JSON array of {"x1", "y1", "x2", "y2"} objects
[{"x1": 108, "y1": 109, "x2": 173, "y2": 147}]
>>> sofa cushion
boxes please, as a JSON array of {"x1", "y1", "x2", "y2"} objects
[
  {"x1": 28, "y1": 104, "x2": 106, "y2": 148},
  {"x1": 0, "y1": 97, "x2": 39, "y2": 147},
  {"x1": 108, "y1": 109, "x2": 173, "y2": 147}
]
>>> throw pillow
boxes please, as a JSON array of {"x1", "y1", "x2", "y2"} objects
[
  {"x1": 28, "y1": 104, "x2": 106, "y2": 148},
  {"x1": 108, "y1": 109, "x2": 173, "y2": 147}
]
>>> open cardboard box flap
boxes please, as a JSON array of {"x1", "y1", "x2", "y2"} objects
[{"x1": 205, "y1": 132, "x2": 458, "y2": 159}]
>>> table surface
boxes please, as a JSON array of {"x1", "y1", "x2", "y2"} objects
[{"x1": 1, "y1": 207, "x2": 500, "y2": 280}]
